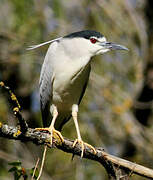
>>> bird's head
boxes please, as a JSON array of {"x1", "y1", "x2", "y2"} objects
[{"x1": 63, "y1": 30, "x2": 128, "y2": 58}]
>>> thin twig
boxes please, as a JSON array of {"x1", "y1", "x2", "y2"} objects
[
  {"x1": 0, "y1": 81, "x2": 28, "y2": 133},
  {"x1": 36, "y1": 146, "x2": 47, "y2": 180},
  {"x1": 31, "y1": 158, "x2": 40, "y2": 180}
]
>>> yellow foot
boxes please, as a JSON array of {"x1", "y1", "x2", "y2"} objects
[
  {"x1": 35, "y1": 127, "x2": 64, "y2": 146},
  {"x1": 73, "y1": 139, "x2": 97, "y2": 158}
]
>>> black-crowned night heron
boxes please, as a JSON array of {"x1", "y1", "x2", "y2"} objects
[{"x1": 28, "y1": 30, "x2": 128, "y2": 157}]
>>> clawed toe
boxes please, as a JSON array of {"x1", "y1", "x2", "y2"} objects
[
  {"x1": 35, "y1": 127, "x2": 64, "y2": 146},
  {"x1": 73, "y1": 139, "x2": 96, "y2": 158},
  {"x1": 53, "y1": 129, "x2": 64, "y2": 142},
  {"x1": 83, "y1": 142, "x2": 97, "y2": 155}
]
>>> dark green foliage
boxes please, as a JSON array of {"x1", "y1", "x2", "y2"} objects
[{"x1": 8, "y1": 161, "x2": 38, "y2": 180}]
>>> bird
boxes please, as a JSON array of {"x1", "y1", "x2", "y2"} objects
[{"x1": 29, "y1": 30, "x2": 128, "y2": 157}]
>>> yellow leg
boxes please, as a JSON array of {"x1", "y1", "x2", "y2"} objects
[
  {"x1": 72, "y1": 105, "x2": 97, "y2": 158},
  {"x1": 35, "y1": 105, "x2": 64, "y2": 145}
]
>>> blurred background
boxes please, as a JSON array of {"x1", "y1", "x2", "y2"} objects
[{"x1": 0, "y1": 0, "x2": 153, "y2": 179}]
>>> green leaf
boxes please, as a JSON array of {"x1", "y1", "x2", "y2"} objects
[
  {"x1": 8, "y1": 161, "x2": 22, "y2": 166},
  {"x1": 8, "y1": 167, "x2": 17, "y2": 172},
  {"x1": 14, "y1": 171, "x2": 21, "y2": 180},
  {"x1": 30, "y1": 167, "x2": 39, "y2": 179}
]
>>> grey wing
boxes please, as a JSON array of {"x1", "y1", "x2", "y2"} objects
[
  {"x1": 39, "y1": 47, "x2": 54, "y2": 127},
  {"x1": 78, "y1": 63, "x2": 91, "y2": 105}
]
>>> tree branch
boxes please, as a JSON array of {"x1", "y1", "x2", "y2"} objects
[
  {"x1": 0, "y1": 81, "x2": 28, "y2": 133},
  {"x1": 1, "y1": 81, "x2": 153, "y2": 179},
  {"x1": 0, "y1": 123, "x2": 153, "y2": 179}
]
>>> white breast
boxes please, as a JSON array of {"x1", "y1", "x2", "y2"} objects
[{"x1": 50, "y1": 42, "x2": 91, "y2": 111}]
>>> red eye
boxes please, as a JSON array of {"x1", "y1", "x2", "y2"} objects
[{"x1": 90, "y1": 38, "x2": 97, "y2": 44}]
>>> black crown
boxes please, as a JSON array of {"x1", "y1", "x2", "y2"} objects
[{"x1": 64, "y1": 30, "x2": 103, "y2": 39}]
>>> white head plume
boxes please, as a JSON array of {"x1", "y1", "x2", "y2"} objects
[{"x1": 26, "y1": 37, "x2": 62, "y2": 50}]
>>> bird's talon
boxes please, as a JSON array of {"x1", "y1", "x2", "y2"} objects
[
  {"x1": 72, "y1": 139, "x2": 85, "y2": 158},
  {"x1": 72, "y1": 139, "x2": 96, "y2": 157},
  {"x1": 84, "y1": 142, "x2": 97, "y2": 155},
  {"x1": 53, "y1": 129, "x2": 64, "y2": 143},
  {"x1": 34, "y1": 127, "x2": 51, "y2": 132},
  {"x1": 72, "y1": 139, "x2": 78, "y2": 148},
  {"x1": 34, "y1": 127, "x2": 64, "y2": 145}
]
